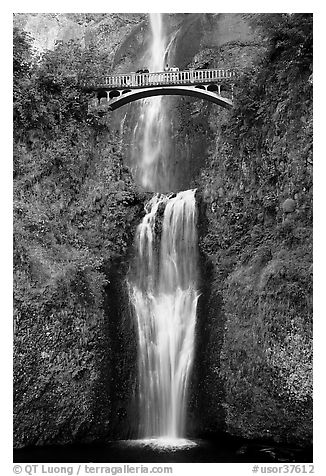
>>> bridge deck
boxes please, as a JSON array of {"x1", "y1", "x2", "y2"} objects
[{"x1": 89, "y1": 68, "x2": 236, "y2": 90}]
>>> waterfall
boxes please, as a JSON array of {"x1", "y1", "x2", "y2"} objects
[
  {"x1": 128, "y1": 14, "x2": 199, "y2": 441},
  {"x1": 131, "y1": 13, "x2": 170, "y2": 192},
  {"x1": 129, "y1": 190, "x2": 199, "y2": 438}
]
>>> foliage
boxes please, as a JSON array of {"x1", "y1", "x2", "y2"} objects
[
  {"x1": 197, "y1": 14, "x2": 312, "y2": 445},
  {"x1": 13, "y1": 29, "x2": 142, "y2": 447}
]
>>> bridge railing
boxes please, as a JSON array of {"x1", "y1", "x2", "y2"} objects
[{"x1": 95, "y1": 69, "x2": 236, "y2": 89}]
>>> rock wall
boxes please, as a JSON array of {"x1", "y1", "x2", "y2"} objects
[
  {"x1": 191, "y1": 14, "x2": 312, "y2": 445},
  {"x1": 14, "y1": 13, "x2": 145, "y2": 65}
]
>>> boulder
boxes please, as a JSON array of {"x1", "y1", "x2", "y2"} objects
[{"x1": 282, "y1": 198, "x2": 296, "y2": 214}]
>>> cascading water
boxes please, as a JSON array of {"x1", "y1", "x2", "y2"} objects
[
  {"x1": 129, "y1": 190, "x2": 199, "y2": 439},
  {"x1": 128, "y1": 14, "x2": 200, "y2": 442},
  {"x1": 131, "y1": 13, "x2": 170, "y2": 192}
]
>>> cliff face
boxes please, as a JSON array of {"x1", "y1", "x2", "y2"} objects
[
  {"x1": 14, "y1": 13, "x2": 145, "y2": 65},
  {"x1": 191, "y1": 14, "x2": 312, "y2": 445},
  {"x1": 13, "y1": 129, "x2": 143, "y2": 447},
  {"x1": 14, "y1": 13, "x2": 312, "y2": 448},
  {"x1": 14, "y1": 14, "x2": 85, "y2": 51},
  {"x1": 13, "y1": 18, "x2": 146, "y2": 447}
]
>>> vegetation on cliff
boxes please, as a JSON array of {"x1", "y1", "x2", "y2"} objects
[
  {"x1": 197, "y1": 14, "x2": 312, "y2": 445},
  {"x1": 13, "y1": 29, "x2": 141, "y2": 447}
]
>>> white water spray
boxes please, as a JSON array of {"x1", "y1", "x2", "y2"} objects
[{"x1": 130, "y1": 190, "x2": 199, "y2": 438}]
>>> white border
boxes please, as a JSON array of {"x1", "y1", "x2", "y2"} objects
[{"x1": 2, "y1": 3, "x2": 324, "y2": 475}]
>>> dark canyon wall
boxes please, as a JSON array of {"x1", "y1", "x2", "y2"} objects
[{"x1": 13, "y1": 13, "x2": 312, "y2": 448}]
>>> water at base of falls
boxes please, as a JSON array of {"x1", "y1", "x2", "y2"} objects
[
  {"x1": 128, "y1": 189, "x2": 199, "y2": 439},
  {"x1": 123, "y1": 438, "x2": 198, "y2": 451}
]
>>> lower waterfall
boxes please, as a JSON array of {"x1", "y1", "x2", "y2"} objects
[{"x1": 128, "y1": 189, "x2": 199, "y2": 439}]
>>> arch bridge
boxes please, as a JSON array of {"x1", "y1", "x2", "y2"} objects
[{"x1": 86, "y1": 68, "x2": 236, "y2": 111}]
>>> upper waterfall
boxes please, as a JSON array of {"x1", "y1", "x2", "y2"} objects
[{"x1": 131, "y1": 13, "x2": 171, "y2": 193}]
